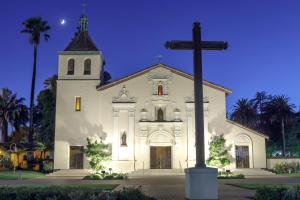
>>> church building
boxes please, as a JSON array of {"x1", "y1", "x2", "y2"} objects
[{"x1": 54, "y1": 15, "x2": 268, "y2": 171}]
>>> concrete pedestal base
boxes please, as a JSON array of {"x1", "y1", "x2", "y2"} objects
[{"x1": 185, "y1": 167, "x2": 218, "y2": 200}]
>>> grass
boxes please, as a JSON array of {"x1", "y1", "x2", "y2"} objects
[
  {"x1": 226, "y1": 183, "x2": 299, "y2": 190},
  {"x1": 0, "y1": 170, "x2": 45, "y2": 180},
  {"x1": 278, "y1": 172, "x2": 300, "y2": 177},
  {"x1": 1, "y1": 184, "x2": 119, "y2": 190}
]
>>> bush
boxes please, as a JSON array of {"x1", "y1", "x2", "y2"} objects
[
  {"x1": 273, "y1": 162, "x2": 300, "y2": 174},
  {"x1": 83, "y1": 172, "x2": 128, "y2": 180},
  {"x1": 217, "y1": 172, "x2": 244, "y2": 179},
  {"x1": 0, "y1": 155, "x2": 13, "y2": 169},
  {"x1": 0, "y1": 186, "x2": 155, "y2": 200},
  {"x1": 255, "y1": 186, "x2": 300, "y2": 200},
  {"x1": 284, "y1": 188, "x2": 300, "y2": 200},
  {"x1": 42, "y1": 160, "x2": 54, "y2": 173}
]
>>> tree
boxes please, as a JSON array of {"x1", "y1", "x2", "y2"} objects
[
  {"x1": 206, "y1": 135, "x2": 231, "y2": 169},
  {"x1": 230, "y1": 98, "x2": 258, "y2": 129},
  {"x1": 0, "y1": 88, "x2": 28, "y2": 142},
  {"x1": 35, "y1": 75, "x2": 57, "y2": 147},
  {"x1": 250, "y1": 91, "x2": 271, "y2": 131},
  {"x1": 251, "y1": 91, "x2": 271, "y2": 114},
  {"x1": 103, "y1": 71, "x2": 111, "y2": 83},
  {"x1": 84, "y1": 138, "x2": 111, "y2": 173},
  {"x1": 21, "y1": 17, "x2": 51, "y2": 143},
  {"x1": 36, "y1": 142, "x2": 47, "y2": 159},
  {"x1": 262, "y1": 95, "x2": 295, "y2": 156}
]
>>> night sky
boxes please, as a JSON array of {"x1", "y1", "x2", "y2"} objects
[{"x1": 1, "y1": 0, "x2": 300, "y2": 112}]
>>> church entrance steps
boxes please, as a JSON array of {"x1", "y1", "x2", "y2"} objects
[
  {"x1": 232, "y1": 168, "x2": 276, "y2": 178},
  {"x1": 129, "y1": 169, "x2": 184, "y2": 177},
  {"x1": 46, "y1": 169, "x2": 90, "y2": 177}
]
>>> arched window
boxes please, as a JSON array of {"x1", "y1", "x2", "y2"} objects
[
  {"x1": 158, "y1": 84, "x2": 163, "y2": 96},
  {"x1": 157, "y1": 108, "x2": 164, "y2": 122},
  {"x1": 67, "y1": 59, "x2": 75, "y2": 75},
  {"x1": 84, "y1": 59, "x2": 91, "y2": 75}
]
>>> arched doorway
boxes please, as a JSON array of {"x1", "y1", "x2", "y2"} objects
[
  {"x1": 235, "y1": 134, "x2": 253, "y2": 168},
  {"x1": 148, "y1": 130, "x2": 174, "y2": 169}
]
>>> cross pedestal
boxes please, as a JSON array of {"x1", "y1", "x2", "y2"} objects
[
  {"x1": 185, "y1": 167, "x2": 218, "y2": 200},
  {"x1": 165, "y1": 22, "x2": 227, "y2": 200}
]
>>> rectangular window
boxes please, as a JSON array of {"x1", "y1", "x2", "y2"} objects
[{"x1": 75, "y1": 97, "x2": 81, "y2": 111}]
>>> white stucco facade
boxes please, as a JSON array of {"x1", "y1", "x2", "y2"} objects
[{"x1": 54, "y1": 49, "x2": 268, "y2": 171}]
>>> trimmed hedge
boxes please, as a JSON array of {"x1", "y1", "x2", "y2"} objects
[
  {"x1": 0, "y1": 186, "x2": 156, "y2": 200},
  {"x1": 255, "y1": 186, "x2": 300, "y2": 200},
  {"x1": 83, "y1": 172, "x2": 128, "y2": 180}
]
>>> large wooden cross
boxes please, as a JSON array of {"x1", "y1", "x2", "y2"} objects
[{"x1": 165, "y1": 22, "x2": 228, "y2": 168}]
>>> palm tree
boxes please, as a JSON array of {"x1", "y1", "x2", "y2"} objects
[
  {"x1": 230, "y1": 98, "x2": 258, "y2": 129},
  {"x1": 21, "y1": 17, "x2": 50, "y2": 143},
  {"x1": 251, "y1": 91, "x2": 270, "y2": 114},
  {"x1": 262, "y1": 95, "x2": 295, "y2": 156},
  {"x1": 250, "y1": 91, "x2": 271, "y2": 131},
  {"x1": 36, "y1": 142, "x2": 47, "y2": 159},
  {"x1": 0, "y1": 88, "x2": 28, "y2": 142}
]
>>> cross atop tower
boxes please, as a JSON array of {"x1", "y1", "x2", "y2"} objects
[{"x1": 81, "y1": 1, "x2": 87, "y2": 14}]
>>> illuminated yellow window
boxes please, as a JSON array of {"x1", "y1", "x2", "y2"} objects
[
  {"x1": 75, "y1": 97, "x2": 81, "y2": 111},
  {"x1": 158, "y1": 84, "x2": 163, "y2": 96}
]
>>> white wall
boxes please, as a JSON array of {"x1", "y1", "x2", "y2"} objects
[
  {"x1": 54, "y1": 50, "x2": 103, "y2": 169},
  {"x1": 54, "y1": 64, "x2": 268, "y2": 170}
]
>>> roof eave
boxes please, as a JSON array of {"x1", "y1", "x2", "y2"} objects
[
  {"x1": 97, "y1": 63, "x2": 232, "y2": 95},
  {"x1": 226, "y1": 119, "x2": 269, "y2": 139}
]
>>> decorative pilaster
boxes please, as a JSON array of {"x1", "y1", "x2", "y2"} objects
[
  {"x1": 128, "y1": 111, "x2": 135, "y2": 160},
  {"x1": 186, "y1": 106, "x2": 195, "y2": 161},
  {"x1": 112, "y1": 109, "x2": 119, "y2": 160}
]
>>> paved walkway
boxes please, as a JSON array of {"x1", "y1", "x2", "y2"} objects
[{"x1": 0, "y1": 175, "x2": 299, "y2": 200}]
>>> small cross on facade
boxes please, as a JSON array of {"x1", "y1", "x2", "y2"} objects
[{"x1": 156, "y1": 54, "x2": 163, "y2": 63}]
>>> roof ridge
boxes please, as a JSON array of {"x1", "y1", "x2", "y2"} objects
[
  {"x1": 226, "y1": 119, "x2": 269, "y2": 139},
  {"x1": 97, "y1": 63, "x2": 232, "y2": 94}
]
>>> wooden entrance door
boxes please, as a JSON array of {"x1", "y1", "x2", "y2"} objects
[
  {"x1": 69, "y1": 146, "x2": 84, "y2": 169},
  {"x1": 150, "y1": 146, "x2": 171, "y2": 169},
  {"x1": 235, "y1": 146, "x2": 250, "y2": 168}
]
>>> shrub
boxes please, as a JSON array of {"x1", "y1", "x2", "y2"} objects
[
  {"x1": 283, "y1": 188, "x2": 300, "y2": 200},
  {"x1": 255, "y1": 186, "x2": 300, "y2": 200},
  {"x1": 83, "y1": 172, "x2": 128, "y2": 180},
  {"x1": 42, "y1": 160, "x2": 54, "y2": 173},
  {"x1": 0, "y1": 155, "x2": 13, "y2": 169},
  {"x1": 217, "y1": 172, "x2": 244, "y2": 179},
  {"x1": 273, "y1": 162, "x2": 300, "y2": 174},
  {"x1": 206, "y1": 135, "x2": 231, "y2": 169},
  {"x1": 84, "y1": 138, "x2": 111, "y2": 173},
  {"x1": 0, "y1": 186, "x2": 156, "y2": 200}
]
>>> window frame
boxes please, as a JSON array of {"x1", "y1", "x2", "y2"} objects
[
  {"x1": 83, "y1": 59, "x2": 91, "y2": 75},
  {"x1": 67, "y1": 59, "x2": 75, "y2": 75}
]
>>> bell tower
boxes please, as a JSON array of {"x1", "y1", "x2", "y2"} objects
[
  {"x1": 58, "y1": 14, "x2": 104, "y2": 82},
  {"x1": 54, "y1": 14, "x2": 104, "y2": 169}
]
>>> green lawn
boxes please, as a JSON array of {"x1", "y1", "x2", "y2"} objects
[
  {"x1": 0, "y1": 184, "x2": 119, "y2": 191},
  {"x1": 278, "y1": 172, "x2": 300, "y2": 177},
  {"x1": 0, "y1": 170, "x2": 45, "y2": 180},
  {"x1": 226, "y1": 183, "x2": 299, "y2": 190}
]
